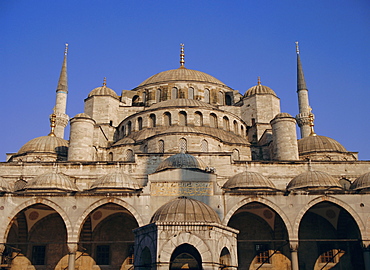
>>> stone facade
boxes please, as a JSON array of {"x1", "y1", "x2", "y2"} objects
[{"x1": 0, "y1": 46, "x2": 369, "y2": 270}]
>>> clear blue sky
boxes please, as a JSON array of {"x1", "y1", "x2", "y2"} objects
[{"x1": 1, "y1": 0, "x2": 369, "y2": 161}]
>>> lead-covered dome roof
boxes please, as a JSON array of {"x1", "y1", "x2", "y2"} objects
[
  {"x1": 22, "y1": 172, "x2": 79, "y2": 192},
  {"x1": 244, "y1": 83, "x2": 277, "y2": 97},
  {"x1": 351, "y1": 172, "x2": 370, "y2": 191},
  {"x1": 155, "y1": 153, "x2": 207, "y2": 172},
  {"x1": 18, "y1": 136, "x2": 68, "y2": 157},
  {"x1": 88, "y1": 83, "x2": 119, "y2": 99},
  {"x1": 287, "y1": 171, "x2": 342, "y2": 191},
  {"x1": 298, "y1": 135, "x2": 347, "y2": 154},
  {"x1": 223, "y1": 171, "x2": 276, "y2": 190},
  {"x1": 137, "y1": 68, "x2": 227, "y2": 89},
  {"x1": 150, "y1": 196, "x2": 221, "y2": 223},
  {"x1": 89, "y1": 172, "x2": 140, "y2": 191},
  {"x1": 150, "y1": 98, "x2": 216, "y2": 109}
]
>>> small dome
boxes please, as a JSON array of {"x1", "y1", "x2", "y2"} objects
[
  {"x1": 150, "y1": 98, "x2": 216, "y2": 109},
  {"x1": 273, "y1": 112, "x2": 293, "y2": 120},
  {"x1": 351, "y1": 172, "x2": 370, "y2": 191},
  {"x1": 88, "y1": 85, "x2": 119, "y2": 99},
  {"x1": 151, "y1": 197, "x2": 221, "y2": 223},
  {"x1": 155, "y1": 153, "x2": 206, "y2": 172},
  {"x1": 223, "y1": 171, "x2": 276, "y2": 190},
  {"x1": 23, "y1": 172, "x2": 79, "y2": 192},
  {"x1": 73, "y1": 113, "x2": 92, "y2": 119},
  {"x1": 137, "y1": 68, "x2": 226, "y2": 88},
  {"x1": 244, "y1": 83, "x2": 277, "y2": 97},
  {"x1": 287, "y1": 171, "x2": 342, "y2": 191},
  {"x1": 18, "y1": 136, "x2": 68, "y2": 156},
  {"x1": 0, "y1": 177, "x2": 11, "y2": 192},
  {"x1": 90, "y1": 172, "x2": 140, "y2": 190},
  {"x1": 298, "y1": 135, "x2": 347, "y2": 154}
]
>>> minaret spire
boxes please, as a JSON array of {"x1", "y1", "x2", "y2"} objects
[
  {"x1": 52, "y1": 43, "x2": 70, "y2": 138},
  {"x1": 295, "y1": 41, "x2": 314, "y2": 138},
  {"x1": 180, "y1": 43, "x2": 185, "y2": 68}
]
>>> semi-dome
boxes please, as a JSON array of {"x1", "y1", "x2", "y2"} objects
[
  {"x1": 22, "y1": 172, "x2": 79, "y2": 192},
  {"x1": 298, "y1": 135, "x2": 347, "y2": 154},
  {"x1": 244, "y1": 83, "x2": 277, "y2": 97},
  {"x1": 150, "y1": 196, "x2": 221, "y2": 223},
  {"x1": 88, "y1": 84, "x2": 119, "y2": 99},
  {"x1": 223, "y1": 171, "x2": 276, "y2": 190},
  {"x1": 287, "y1": 171, "x2": 342, "y2": 191},
  {"x1": 155, "y1": 153, "x2": 207, "y2": 172},
  {"x1": 150, "y1": 98, "x2": 216, "y2": 109},
  {"x1": 17, "y1": 136, "x2": 68, "y2": 157},
  {"x1": 89, "y1": 172, "x2": 140, "y2": 191},
  {"x1": 137, "y1": 68, "x2": 227, "y2": 88},
  {"x1": 351, "y1": 172, "x2": 370, "y2": 191}
]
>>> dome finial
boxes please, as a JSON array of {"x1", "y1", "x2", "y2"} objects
[
  {"x1": 257, "y1": 76, "x2": 261, "y2": 85},
  {"x1": 64, "y1": 43, "x2": 69, "y2": 56},
  {"x1": 48, "y1": 108, "x2": 57, "y2": 137},
  {"x1": 308, "y1": 108, "x2": 316, "y2": 136},
  {"x1": 103, "y1": 77, "x2": 107, "y2": 86},
  {"x1": 295, "y1": 41, "x2": 299, "y2": 55},
  {"x1": 180, "y1": 43, "x2": 185, "y2": 68}
]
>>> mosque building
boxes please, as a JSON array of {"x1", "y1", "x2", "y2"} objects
[{"x1": 0, "y1": 43, "x2": 370, "y2": 270}]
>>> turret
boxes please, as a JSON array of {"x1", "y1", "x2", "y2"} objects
[
  {"x1": 53, "y1": 43, "x2": 70, "y2": 138},
  {"x1": 271, "y1": 113, "x2": 299, "y2": 160},
  {"x1": 295, "y1": 42, "x2": 314, "y2": 138}
]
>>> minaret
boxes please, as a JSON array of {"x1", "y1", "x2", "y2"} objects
[
  {"x1": 53, "y1": 43, "x2": 70, "y2": 138},
  {"x1": 295, "y1": 41, "x2": 314, "y2": 138}
]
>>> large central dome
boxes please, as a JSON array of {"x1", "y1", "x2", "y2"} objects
[{"x1": 137, "y1": 68, "x2": 226, "y2": 88}]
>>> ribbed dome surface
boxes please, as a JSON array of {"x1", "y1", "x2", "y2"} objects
[
  {"x1": 351, "y1": 172, "x2": 370, "y2": 191},
  {"x1": 155, "y1": 153, "x2": 206, "y2": 172},
  {"x1": 298, "y1": 135, "x2": 347, "y2": 154},
  {"x1": 244, "y1": 84, "x2": 277, "y2": 97},
  {"x1": 24, "y1": 172, "x2": 79, "y2": 192},
  {"x1": 150, "y1": 98, "x2": 216, "y2": 109},
  {"x1": 0, "y1": 178, "x2": 11, "y2": 192},
  {"x1": 223, "y1": 171, "x2": 276, "y2": 190},
  {"x1": 90, "y1": 172, "x2": 140, "y2": 190},
  {"x1": 287, "y1": 171, "x2": 341, "y2": 191},
  {"x1": 273, "y1": 112, "x2": 293, "y2": 119},
  {"x1": 88, "y1": 85, "x2": 119, "y2": 99},
  {"x1": 18, "y1": 136, "x2": 68, "y2": 156},
  {"x1": 138, "y1": 68, "x2": 226, "y2": 87},
  {"x1": 151, "y1": 197, "x2": 221, "y2": 223}
]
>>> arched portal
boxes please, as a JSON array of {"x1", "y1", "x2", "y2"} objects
[
  {"x1": 298, "y1": 201, "x2": 364, "y2": 270},
  {"x1": 228, "y1": 202, "x2": 290, "y2": 270},
  {"x1": 170, "y1": 243, "x2": 202, "y2": 270},
  {"x1": 4, "y1": 203, "x2": 68, "y2": 269},
  {"x1": 79, "y1": 203, "x2": 139, "y2": 269}
]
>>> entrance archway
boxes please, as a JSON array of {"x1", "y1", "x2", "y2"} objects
[
  {"x1": 170, "y1": 243, "x2": 202, "y2": 270},
  {"x1": 298, "y1": 201, "x2": 364, "y2": 269},
  {"x1": 228, "y1": 202, "x2": 290, "y2": 269}
]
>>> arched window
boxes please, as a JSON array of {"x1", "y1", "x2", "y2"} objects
[
  {"x1": 223, "y1": 116, "x2": 230, "y2": 131},
  {"x1": 225, "y1": 94, "x2": 232, "y2": 105},
  {"x1": 127, "y1": 121, "x2": 132, "y2": 135},
  {"x1": 179, "y1": 89, "x2": 185, "y2": 98},
  {"x1": 232, "y1": 149, "x2": 240, "y2": 161},
  {"x1": 163, "y1": 112, "x2": 172, "y2": 126},
  {"x1": 204, "y1": 88, "x2": 210, "y2": 103},
  {"x1": 220, "y1": 247, "x2": 232, "y2": 270},
  {"x1": 137, "y1": 117, "x2": 143, "y2": 130},
  {"x1": 194, "y1": 111, "x2": 203, "y2": 126},
  {"x1": 241, "y1": 125, "x2": 244, "y2": 136},
  {"x1": 132, "y1": 95, "x2": 140, "y2": 106},
  {"x1": 233, "y1": 120, "x2": 238, "y2": 134},
  {"x1": 158, "y1": 140, "x2": 164, "y2": 153},
  {"x1": 210, "y1": 113, "x2": 218, "y2": 128},
  {"x1": 218, "y1": 91, "x2": 224, "y2": 105},
  {"x1": 121, "y1": 125, "x2": 125, "y2": 137},
  {"x1": 179, "y1": 111, "x2": 187, "y2": 126},
  {"x1": 188, "y1": 87, "x2": 194, "y2": 99},
  {"x1": 156, "y1": 88, "x2": 161, "y2": 102},
  {"x1": 171, "y1": 87, "x2": 178, "y2": 99},
  {"x1": 149, "y1": 114, "x2": 156, "y2": 127},
  {"x1": 125, "y1": 149, "x2": 134, "y2": 162},
  {"x1": 179, "y1": 138, "x2": 187, "y2": 153},
  {"x1": 201, "y1": 140, "x2": 208, "y2": 152},
  {"x1": 108, "y1": 152, "x2": 113, "y2": 162}
]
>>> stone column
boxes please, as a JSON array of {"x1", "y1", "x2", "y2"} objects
[
  {"x1": 290, "y1": 241, "x2": 299, "y2": 270},
  {"x1": 67, "y1": 243, "x2": 78, "y2": 270},
  {"x1": 363, "y1": 241, "x2": 370, "y2": 270}
]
